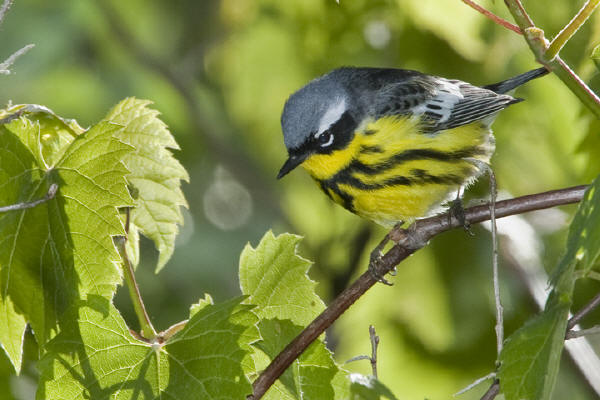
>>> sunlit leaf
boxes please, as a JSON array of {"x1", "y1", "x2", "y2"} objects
[
  {"x1": 239, "y1": 230, "x2": 325, "y2": 326},
  {"x1": 104, "y1": 98, "x2": 189, "y2": 272},
  {"x1": 37, "y1": 295, "x2": 258, "y2": 399},
  {"x1": 241, "y1": 231, "x2": 362, "y2": 400},
  {"x1": 0, "y1": 110, "x2": 133, "y2": 357}
]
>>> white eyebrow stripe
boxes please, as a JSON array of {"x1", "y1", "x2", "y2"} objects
[{"x1": 317, "y1": 98, "x2": 346, "y2": 135}]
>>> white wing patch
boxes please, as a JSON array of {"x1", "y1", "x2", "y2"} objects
[
  {"x1": 318, "y1": 97, "x2": 346, "y2": 135},
  {"x1": 411, "y1": 79, "x2": 463, "y2": 123}
]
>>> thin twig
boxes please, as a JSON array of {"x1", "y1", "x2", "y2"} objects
[
  {"x1": 504, "y1": 0, "x2": 600, "y2": 118},
  {"x1": 249, "y1": 185, "x2": 587, "y2": 399},
  {"x1": 369, "y1": 325, "x2": 379, "y2": 378},
  {"x1": 566, "y1": 325, "x2": 600, "y2": 340},
  {"x1": 567, "y1": 291, "x2": 600, "y2": 331},
  {"x1": 454, "y1": 372, "x2": 496, "y2": 396},
  {"x1": 0, "y1": 0, "x2": 13, "y2": 26},
  {"x1": 486, "y1": 168, "x2": 503, "y2": 360},
  {"x1": 546, "y1": 0, "x2": 600, "y2": 60},
  {"x1": 344, "y1": 325, "x2": 380, "y2": 378},
  {"x1": 462, "y1": 0, "x2": 522, "y2": 34},
  {"x1": 0, "y1": 44, "x2": 34, "y2": 75},
  {"x1": 119, "y1": 208, "x2": 157, "y2": 340},
  {"x1": 0, "y1": 183, "x2": 57, "y2": 212},
  {"x1": 480, "y1": 380, "x2": 500, "y2": 400}
]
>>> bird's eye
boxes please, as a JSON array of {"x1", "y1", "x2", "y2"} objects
[{"x1": 317, "y1": 131, "x2": 334, "y2": 147}]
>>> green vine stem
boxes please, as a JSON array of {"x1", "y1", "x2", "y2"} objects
[
  {"x1": 546, "y1": 0, "x2": 600, "y2": 61},
  {"x1": 118, "y1": 209, "x2": 157, "y2": 340},
  {"x1": 504, "y1": 0, "x2": 600, "y2": 119}
]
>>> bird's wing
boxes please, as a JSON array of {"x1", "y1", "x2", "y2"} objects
[{"x1": 373, "y1": 76, "x2": 519, "y2": 133}]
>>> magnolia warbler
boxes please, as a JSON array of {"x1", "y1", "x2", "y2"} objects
[{"x1": 277, "y1": 67, "x2": 547, "y2": 227}]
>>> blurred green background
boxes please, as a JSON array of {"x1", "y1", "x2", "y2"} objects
[{"x1": 1, "y1": 0, "x2": 600, "y2": 399}]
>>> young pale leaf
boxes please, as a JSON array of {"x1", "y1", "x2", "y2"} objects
[
  {"x1": 0, "y1": 112, "x2": 133, "y2": 358},
  {"x1": 498, "y1": 291, "x2": 572, "y2": 400},
  {"x1": 38, "y1": 296, "x2": 258, "y2": 400},
  {"x1": 103, "y1": 98, "x2": 189, "y2": 272},
  {"x1": 496, "y1": 180, "x2": 600, "y2": 399},
  {"x1": 239, "y1": 230, "x2": 325, "y2": 326}
]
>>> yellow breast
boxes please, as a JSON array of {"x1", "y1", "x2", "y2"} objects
[{"x1": 301, "y1": 115, "x2": 494, "y2": 227}]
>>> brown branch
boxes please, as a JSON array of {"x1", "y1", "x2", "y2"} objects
[
  {"x1": 480, "y1": 380, "x2": 501, "y2": 400},
  {"x1": 249, "y1": 185, "x2": 587, "y2": 399},
  {"x1": 567, "y1": 291, "x2": 600, "y2": 331}
]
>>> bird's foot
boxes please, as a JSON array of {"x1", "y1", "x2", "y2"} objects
[{"x1": 448, "y1": 197, "x2": 474, "y2": 236}]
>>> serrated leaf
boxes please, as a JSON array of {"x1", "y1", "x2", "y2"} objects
[
  {"x1": 104, "y1": 98, "x2": 189, "y2": 272},
  {"x1": 255, "y1": 319, "x2": 339, "y2": 400},
  {"x1": 241, "y1": 231, "x2": 352, "y2": 400},
  {"x1": 0, "y1": 112, "x2": 133, "y2": 357},
  {"x1": 239, "y1": 230, "x2": 325, "y2": 326},
  {"x1": 37, "y1": 295, "x2": 258, "y2": 400},
  {"x1": 0, "y1": 103, "x2": 84, "y2": 167}
]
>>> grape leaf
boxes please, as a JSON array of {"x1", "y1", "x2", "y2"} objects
[
  {"x1": 240, "y1": 231, "x2": 351, "y2": 400},
  {"x1": 496, "y1": 179, "x2": 600, "y2": 399},
  {"x1": 37, "y1": 295, "x2": 258, "y2": 399},
  {"x1": 239, "y1": 230, "x2": 325, "y2": 326},
  {"x1": 103, "y1": 98, "x2": 189, "y2": 272},
  {"x1": 0, "y1": 109, "x2": 133, "y2": 367}
]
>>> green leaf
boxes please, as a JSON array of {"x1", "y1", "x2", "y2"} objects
[
  {"x1": 0, "y1": 349, "x2": 18, "y2": 400},
  {"x1": 0, "y1": 111, "x2": 133, "y2": 353},
  {"x1": 348, "y1": 374, "x2": 400, "y2": 400},
  {"x1": 241, "y1": 231, "x2": 356, "y2": 400},
  {"x1": 38, "y1": 295, "x2": 259, "y2": 399},
  {"x1": 239, "y1": 230, "x2": 325, "y2": 326},
  {"x1": 496, "y1": 178, "x2": 600, "y2": 399},
  {"x1": 498, "y1": 291, "x2": 572, "y2": 400},
  {"x1": 551, "y1": 177, "x2": 600, "y2": 281},
  {"x1": 103, "y1": 98, "x2": 189, "y2": 272},
  {"x1": 0, "y1": 297, "x2": 26, "y2": 373}
]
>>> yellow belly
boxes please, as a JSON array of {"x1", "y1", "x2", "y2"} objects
[{"x1": 301, "y1": 116, "x2": 494, "y2": 227}]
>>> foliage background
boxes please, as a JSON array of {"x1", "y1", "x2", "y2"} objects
[{"x1": 1, "y1": 0, "x2": 599, "y2": 399}]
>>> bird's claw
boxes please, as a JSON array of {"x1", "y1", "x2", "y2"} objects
[
  {"x1": 449, "y1": 197, "x2": 474, "y2": 236},
  {"x1": 368, "y1": 248, "x2": 393, "y2": 286}
]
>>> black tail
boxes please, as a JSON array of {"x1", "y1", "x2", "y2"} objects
[{"x1": 483, "y1": 67, "x2": 549, "y2": 94}]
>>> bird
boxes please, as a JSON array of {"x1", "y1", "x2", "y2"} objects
[{"x1": 277, "y1": 66, "x2": 548, "y2": 228}]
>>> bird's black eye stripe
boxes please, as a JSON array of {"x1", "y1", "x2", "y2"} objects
[{"x1": 313, "y1": 111, "x2": 357, "y2": 153}]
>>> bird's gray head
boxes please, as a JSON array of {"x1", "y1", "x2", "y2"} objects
[{"x1": 278, "y1": 72, "x2": 358, "y2": 179}]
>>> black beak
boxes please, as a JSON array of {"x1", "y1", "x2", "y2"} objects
[{"x1": 277, "y1": 153, "x2": 307, "y2": 179}]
